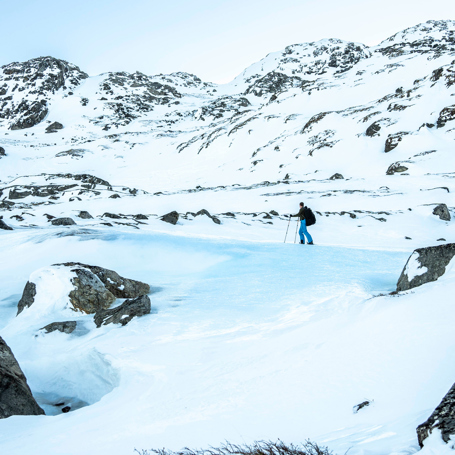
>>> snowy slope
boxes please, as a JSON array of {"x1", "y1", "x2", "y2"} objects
[{"x1": 0, "y1": 19, "x2": 455, "y2": 455}]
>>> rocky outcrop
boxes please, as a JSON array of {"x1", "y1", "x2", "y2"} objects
[
  {"x1": 433, "y1": 203, "x2": 451, "y2": 221},
  {"x1": 17, "y1": 281, "x2": 37, "y2": 315},
  {"x1": 94, "y1": 295, "x2": 152, "y2": 327},
  {"x1": 437, "y1": 105, "x2": 455, "y2": 128},
  {"x1": 51, "y1": 217, "x2": 76, "y2": 226},
  {"x1": 417, "y1": 381, "x2": 455, "y2": 447},
  {"x1": 0, "y1": 217, "x2": 13, "y2": 230},
  {"x1": 40, "y1": 321, "x2": 77, "y2": 334},
  {"x1": 386, "y1": 162, "x2": 408, "y2": 175},
  {"x1": 161, "y1": 211, "x2": 179, "y2": 225},
  {"x1": 17, "y1": 263, "x2": 150, "y2": 315},
  {"x1": 365, "y1": 121, "x2": 381, "y2": 137},
  {"x1": 396, "y1": 243, "x2": 455, "y2": 291},
  {"x1": 0, "y1": 336, "x2": 45, "y2": 418},
  {"x1": 329, "y1": 173, "x2": 344, "y2": 180},
  {"x1": 385, "y1": 132, "x2": 409, "y2": 153},
  {"x1": 45, "y1": 121, "x2": 63, "y2": 133},
  {"x1": 0, "y1": 146, "x2": 6, "y2": 157}
]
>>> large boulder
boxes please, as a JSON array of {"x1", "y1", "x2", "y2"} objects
[
  {"x1": 417, "y1": 382, "x2": 455, "y2": 447},
  {"x1": 161, "y1": 211, "x2": 179, "y2": 225},
  {"x1": 94, "y1": 295, "x2": 152, "y2": 327},
  {"x1": 17, "y1": 263, "x2": 150, "y2": 315},
  {"x1": 51, "y1": 217, "x2": 76, "y2": 226},
  {"x1": 45, "y1": 121, "x2": 63, "y2": 133},
  {"x1": 396, "y1": 243, "x2": 455, "y2": 292},
  {"x1": 0, "y1": 336, "x2": 45, "y2": 418},
  {"x1": 433, "y1": 203, "x2": 451, "y2": 221}
]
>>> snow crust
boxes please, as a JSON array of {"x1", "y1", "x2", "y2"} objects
[{"x1": 404, "y1": 252, "x2": 428, "y2": 282}]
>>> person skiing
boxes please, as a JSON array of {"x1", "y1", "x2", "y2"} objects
[{"x1": 290, "y1": 202, "x2": 314, "y2": 245}]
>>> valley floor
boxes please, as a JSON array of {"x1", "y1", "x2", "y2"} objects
[{"x1": 0, "y1": 226, "x2": 454, "y2": 455}]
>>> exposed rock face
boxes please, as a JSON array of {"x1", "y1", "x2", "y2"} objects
[
  {"x1": 396, "y1": 243, "x2": 455, "y2": 292},
  {"x1": 437, "y1": 105, "x2": 455, "y2": 128},
  {"x1": 41, "y1": 321, "x2": 77, "y2": 334},
  {"x1": 67, "y1": 268, "x2": 116, "y2": 313},
  {"x1": 51, "y1": 217, "x2": 76, "y2": 226},
  {"x1": 94, "y1": 295, "x2": 152, "y2": 327},
  {"x1": 329, "y1": 173, "x2": 344, "y2": 180},
  {"x1": 1, "y1": 56, "x2": 88, "y2": 130},
  {"x1": 17, "y1": 281, "x2": 37, "y2": 315},
  {"x1": 433, "y1": 203, "x2": 451, "y2": 221},
  {"x1": 187, "y1": 209, "x2": 221, "y2": 224},
  {"x1": 0, "y1": 336, "x2": 45, "y2": 418},
  {"x1": 385, "y1": 132, "x2": 408, "y2": 152},
  {"x1": 366, "y1": 121, "x2": 381, "y2": 137},
  {"x1": 161, "y1": 211, "x2": 179, "y2": 225},
  {"x1": 417, "y1": 381, "x2": 455, "y2": 447},
  {"x1": 0, "y1": 218, "x2": 13, "y2": 230},
  {"x1": 0, "y1": 146, "x2": 6, "y2": 157},
  {"x1": 45, "y1": 121, "x2": 63, "y2": 133},
  {"x1": 386, "y1": 162, "x2": 408, "y2": 175},
  {"x1": 58, "y1": 262, "x2": 150, "y2": 299}
]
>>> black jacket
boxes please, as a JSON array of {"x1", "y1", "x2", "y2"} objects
[{"x1": 291, "y1": 207, "x2": 306, "y2": 220}]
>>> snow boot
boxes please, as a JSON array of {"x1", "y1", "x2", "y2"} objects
[
  {"x1": 308, "y1": 241, "x2": 314, "y2": 245},
  {"x1": 300, "y1": 240, "x2": 304, "y2": 244}
]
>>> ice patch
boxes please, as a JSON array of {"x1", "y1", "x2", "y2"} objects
[{"x1": 404, "y1": 252, "x2": 428, "y2": 281}]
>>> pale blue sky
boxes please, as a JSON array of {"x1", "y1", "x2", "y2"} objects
[{"x1": 1, "y1": 0, "x2": 454, "y2": 83}]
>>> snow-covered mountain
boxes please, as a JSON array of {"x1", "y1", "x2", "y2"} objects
[{"x1": 0, "y1": 19, "x2": 455, "y2": 455}]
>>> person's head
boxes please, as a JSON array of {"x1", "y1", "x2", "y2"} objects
[{"x1": 299, "y1": 202, "x2": 304, "y2": 207}]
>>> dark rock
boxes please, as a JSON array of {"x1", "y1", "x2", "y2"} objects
[
  {"x1": 438, "y1": 238, "x2": 447, "y2": 241},
  {"x1": 43, "y1": 213, "x2": 55, "y2": 220},
  {"x1": 9, "y1": 101, "x2": 49, "y2": 130},
  {"x1": 330, "y1": 173, "x2": 344, "y2": 180},
  {"x1": 437, "y1": 105, "x2": 455, "y2": 128},
  {"x1": 433, "y1": 204, "x2": 451, "y2": 221},
  {"x1": 55, "y1": 149, "x2": 85, "y2": 158},
  {"x1": 41, "y1": 321, "x2": 77, "y2": 334},
  {"x1": 386, "y1": 163, "x2": 408, "y2": 175},
  {"x1": 417, "y1": 381, "x2": 455, "y2": 447},
  {"x1": 270, "y1": 210, "x2": 279, "y2": 216},
  {"x1": 0, "y1": 146, "x2": 6, "y2": 157},
  {"x1": 109, "y1": 194, "x2": 120, "y2": 199},
  {"x1": 57, "y1": 262, "x2": 150, "y2": 299},
  {"x1": 102, "y1": 213, "x2": 122, "y2": 219},
  {"x1": 61, "y1": 406, "x2": 71, "y2": 413},
  {"x1": 94, "y1": 295, "x2": 152, "y2": 327},
  {"x1": 365, "y1": 121, "x2": 381, "y2": 137},
  {"x1": 134, "y1": 214, "x2": 148, "y2": 220},
  {"x1": 396, "y1": 243, "x2": 455, "y2": 292},
  {"x1": 353, "y1": 400, "x2": 371, "y2": 413},
  {"x1": 45, "y1": 121, "x2": 63, "y2": 133},
  {"x1": 196, "y1": 209, "x2": 220, "y2": 225},
  {"x1": 9, "y1": 188, "x2": 32, "y2": 199},
  {"x1": 161, "y1": 211, "x2": 179, "y2": 225},
  {"x1": 0, "y1": 218, "x2": 13, "y2": 230},
  {"x1": 77, "y1": 211, "x2": 93, "y2": 219},
  {"x1": 385, "y1": 132, "x2": 409, "y2": 152},
  {"x1": 51, "y1": 217, "x2": 76, "y2": 226},
  {"x1": 0, "y1": 336, "x2": 45, "y2": 418},
  {"x1": 17, "y1": 281, "x2": 37, "y2": 315}
]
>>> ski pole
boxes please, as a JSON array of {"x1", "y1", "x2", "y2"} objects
[
  {"x1": 294, "y1": 219, "x2": 299, "y2": 243},
  {"x1": 284, "y1": 216, "x2": 291, "y2": 243}
]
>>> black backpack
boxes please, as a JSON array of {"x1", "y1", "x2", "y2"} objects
[{"x1": 304, "y1": 207, "x2": 316, "y2": 226}]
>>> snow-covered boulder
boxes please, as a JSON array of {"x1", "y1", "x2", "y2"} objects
[
  {"x1": 417, "y1": 381, "x2": 455, "y2": 447},
  {"x1": 94, "y1": 295, "x2": 152, "y2": 327},
  {"x1": 0, "y1": 336, "x2": 44, "y2": 418},
  {"x1": 396, "y1": 243, "x2": 455, "y2": 292},
  {"x1": 17, "y1": 263, "x2": 150, "y2": 316}
]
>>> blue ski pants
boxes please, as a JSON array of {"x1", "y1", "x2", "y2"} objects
[{"x1": 299, "y1": 219, "x2": 313, "y2": 243}]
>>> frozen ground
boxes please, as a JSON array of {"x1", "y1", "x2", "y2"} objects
[{"x1": 0, "y1": 227, "x2": 454, "y2": 455}]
